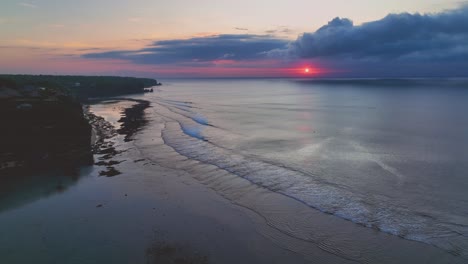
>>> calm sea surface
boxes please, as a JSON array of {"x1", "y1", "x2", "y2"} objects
[{"x1": 152, "y1": 78, "x2": 468, "y2": 256}]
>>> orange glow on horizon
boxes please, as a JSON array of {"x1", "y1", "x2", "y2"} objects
[{"x1": 0, "y1": 47, "x2": 330, "y2": 78}]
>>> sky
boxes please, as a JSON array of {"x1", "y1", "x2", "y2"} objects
[{"x1": 0, "y1": 0, "x2": 467, "y2": 78}]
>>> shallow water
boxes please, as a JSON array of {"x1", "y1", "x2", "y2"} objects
[{"x1": 149, "y1": 78, "x2": 468, "y2": 258}]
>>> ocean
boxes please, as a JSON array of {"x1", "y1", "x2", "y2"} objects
[
  {"x1": 0, "y1": 78, "x2": 467, "y2": 263},
  {"x1": 150, "y1": 78, "x2": 468, "y2": 256}
]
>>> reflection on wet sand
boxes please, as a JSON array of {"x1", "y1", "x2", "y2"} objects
[
  {"x1": 88, "y1": 98, "x2": 151, "y2": 177},
  {"x1": 0, "y1": 98, "x2": 151, "y2": 213},
  {"x1": 0, "y1": 166, "x2": 93, "y2": 213}
]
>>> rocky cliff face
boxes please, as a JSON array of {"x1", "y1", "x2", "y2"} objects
[
  {"x1": 0, "y1": 85, "x2": 93, "y2": 172},
  {"x1": 0, "y1": 74, "x2": 160, "y2": 173}
]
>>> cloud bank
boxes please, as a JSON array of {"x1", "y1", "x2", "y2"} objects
[
  {"x1": 83, "y1": 7, "x2": 468, "y2": 77},
  {"x1": 83, "y1": 34, "x2": 288, "y2": 66},
  {"x1": 276, "y1": 6, "x2": 468, "y2": 62}
]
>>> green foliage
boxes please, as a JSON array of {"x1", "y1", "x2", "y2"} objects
[{"x1": 0, "y1": 74, "x2": 158, "y2": 99}]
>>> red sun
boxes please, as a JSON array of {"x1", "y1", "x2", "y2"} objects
[{"x1": 296, "y1": 66, "x2": 320, "y2": 77}]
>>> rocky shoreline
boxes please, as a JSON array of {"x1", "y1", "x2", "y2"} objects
[
  {"x1": 0, "y1": 95, "x2": 151, "y2": 176},
  {"x1": 86, "y1": 98, "x2": 151, "y2": 177},
  {"x1": 0, "y1": 74, "x2": 158, "y2": 175}
]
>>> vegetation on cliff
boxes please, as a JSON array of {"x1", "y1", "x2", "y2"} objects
[
  {"x1": 0, "y1": 74, "x2": 159, "y2": 100},
  {"x1": 0, "y1": 75, "x2": 159, "y2": 172}
]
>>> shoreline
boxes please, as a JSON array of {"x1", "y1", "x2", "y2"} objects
[
  {"x1": 134, "y1": 96, "x2": 467, "y2": 263},
  {"x1": 0, "y1": 95, "x2": 465, "y2": 263},
  {"x1": 86, "y1": 98, "x2": 151, "y2": 177},
  {"x1": 91, "y1": 96, "x2": 466, "y2": 263}
]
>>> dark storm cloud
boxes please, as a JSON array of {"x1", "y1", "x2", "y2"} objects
[
  {"x1": 274, "y1": 6, "x2": 468, "y2": 61},
  {"x1": 83, "y1": 34, "x2": 288, "y2": 65}
]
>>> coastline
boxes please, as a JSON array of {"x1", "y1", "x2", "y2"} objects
[
  {"x1": 0, "y1": 94, "x2": 465, "y2": 263},
  {"x1": 0, "y1": 74, "x2": 159, "y2": 174},
  {"x1": 86, "y1": 96, "x2": 465, "y2": 263},
  {"x1": 86, "y1": 98, "x2": 151, "y2": 177},
  {"x1": 135, "y1": 95, "x2": 467, "y2": 263},
  {"x1": 81, "y1": 98, "x2": 316, "y2": 263}
]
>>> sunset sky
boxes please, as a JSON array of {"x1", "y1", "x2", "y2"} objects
[{"x1": 1, "y1": 0, "x2": 467, "y2": 78}]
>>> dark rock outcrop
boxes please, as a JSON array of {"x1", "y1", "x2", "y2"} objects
[
  {"x1": 0, "y1": 84, "x2": 93, "y2": 172},
  {"x1": 0, "y1": 74, "x2": 159, "y2": 173}
]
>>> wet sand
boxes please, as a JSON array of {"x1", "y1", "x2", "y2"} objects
[{"x1": 0, "y1": 97, "x2": 465, "y2": 263}]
